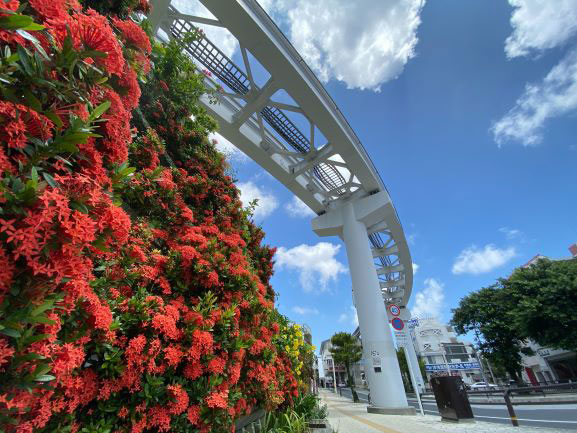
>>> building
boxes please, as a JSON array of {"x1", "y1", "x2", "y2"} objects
[
  {"x1": 521, "y1": 341, "x2": 577, "y2": 385},
  {"x1": 409, "y1": 317, "x2": 483, "y2": 386},
  {"x1": 319, "y1": 339, "x2": 346, "y2": 387}
]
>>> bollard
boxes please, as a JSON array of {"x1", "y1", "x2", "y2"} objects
[{"x1": 503, "y1": 391, "x2": 519, "y2": 427}]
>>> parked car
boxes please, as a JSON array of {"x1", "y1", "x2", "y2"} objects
[{"x1": 470, "y1": 381, "x2": 499, "y2": 390}]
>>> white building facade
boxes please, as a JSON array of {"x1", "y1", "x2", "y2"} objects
[
  {"x1": 319, "y1": 339, "x2": 346, "y2": 387},
  {"x1": 521, "y1": 341, "x2": 577, "y2": 385},
  {"x1": 409, "y1": 317, "x2": 483, "y2": 386}
]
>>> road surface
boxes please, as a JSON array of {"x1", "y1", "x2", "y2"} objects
[{"x1": 335, "y1": 387, "x2": 577, "y2": 430}]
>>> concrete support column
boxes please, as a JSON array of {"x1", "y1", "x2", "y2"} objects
[
  {"x1": 313, "y1": 193, "x2": 413, "y2": 414},
  {"x1": 340, "y1": 201, "x2": 408, "y2": 409}
]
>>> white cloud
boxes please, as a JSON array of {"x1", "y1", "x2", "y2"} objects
[
  {"x1": 410, "y1": 278, "x2": 445, "y2": 320},
  {"x1": 412, "y1": 263, "x2": 419, "y2": 275},
  {"x1": 275, "y1": 242, "x2": 347, "y2": 291},
  {"x1": 504, "y1": 0, "x2": 577, "y2": 59},
  {"x1": 452, "y1": 244, "x2": 516, "y2": 275},
  {"x1": 292, "y1": 306, "x2": 319, "y2": 316},
  {"x1": 492, "y1": 49, "x2": 577, "y2": 146},
  {"x1": 338, "y1": 305, "x2": 359, "y2": 327},
  {"x1": 172, "y1": 0, "x2": 238, "y2": 58},
  {"x1": 210, "y1": 132, "x2": 249, "y2": 163},
  {"x1": 267, "y1": 0, "x2": 426, "y2": 91},
  {"x1": 493, "y1": 1, "x2": 577, "y2": 146},
  {"x1": 499, "y1": 227, "x2": 522, "y2": 240},
  {"x1": 236, "y1": 181, "x2": 279, "y2": 219},
  {"x1": 284, "y1": 196, "x2": 316, "y2": 218}
]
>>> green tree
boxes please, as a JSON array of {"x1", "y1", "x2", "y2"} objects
[
  {"x1": 396, "y1": 349, "x2": 413, "y2": 392},
  {"x1": 503, "y1": 258, "x2": 577, "y2": 351},
  {"x1": 330, "y1": 332, "x2": 362, "y2": 402},
  {"x1": 450, "y1": 284, "x2": 526, "y2": 384}
]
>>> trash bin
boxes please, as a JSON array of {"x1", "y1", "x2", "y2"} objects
[{"x1": 430, "y1": 376, "x2": 474, "y2": 422}]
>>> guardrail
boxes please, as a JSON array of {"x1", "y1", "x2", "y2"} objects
[{"x1": 468, "y1": 382, "x2": 577, "y2": 427}]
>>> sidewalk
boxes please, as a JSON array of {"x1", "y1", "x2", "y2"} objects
[{"x1": 319, "y1": 390, "x2": 568, "y2": 433}]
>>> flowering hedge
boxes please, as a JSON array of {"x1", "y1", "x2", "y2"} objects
[{"x1": 0, "y1": 1, "x2": 310, "y2": 432}]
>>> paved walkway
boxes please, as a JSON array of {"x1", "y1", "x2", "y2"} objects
[{"x1": 319, "y1": 390, "x2": 569, "y2": 433}]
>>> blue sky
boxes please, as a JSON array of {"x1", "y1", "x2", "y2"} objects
[{"x1": 176, "y1": 0, "x2": 577, "y2": 354}]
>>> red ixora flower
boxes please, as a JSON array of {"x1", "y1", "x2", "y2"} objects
[
  {"x1": 112, "y1": 17, "x2": 151, "y2": 54},
  {"x1": 48, "y1": 11, "x2": 125, "y2": 76},
  {"x1": 29, "y1": 0, "x2": 81, "y2": 20},
  {"x1": 205, "y1": 390, "x2": 228, "y2": 409}
]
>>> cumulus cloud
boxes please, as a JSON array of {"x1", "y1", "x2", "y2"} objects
[
  {"x1": 210, "y1": 132, "x2": 249, "y2": 163},
  {"x1": 266, "y1": 0, "x2": 426, "y2": 91},
  {"x1": 338, "y1": 306, "x2": 359, "y2": 327},
  {"x1": 493, "y1": 1, "x2": 577, "y2": 146},
  {"x1": 492, "y1": 49, "x2": 577, "y2": 146},
  {"x1": 412, "y1": 263, "x2": 419, "y2": 275},
  {"x1": 452, "y1": 245, "x2": 516, "y2": 275},
  {"x1": 504, "y1": 0, "x2": 577, "y2": 59},
  {"x1": 236, "y1": 181, "x2": 279, "y2": 219},
  {"x1": 292, "y1": 306, "x2": 319, "y2": 316},
  {"x1": 410, "y1": 278, "x2": 445, "y2": 319},
  {"x1": 284, "y1": 196, "x2": 316, "y2": 218},
  {"x1": 275, "y1": 242, "x2": 347, "y2": 291}
]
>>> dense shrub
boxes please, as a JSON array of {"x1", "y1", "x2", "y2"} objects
[{"x1": 0, "y1": 1, "x2": 313, "y2": 432}]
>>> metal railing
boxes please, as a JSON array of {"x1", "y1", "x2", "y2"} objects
[{"x1": 468, "y1": 382, "x2": 577, "y2": 427}]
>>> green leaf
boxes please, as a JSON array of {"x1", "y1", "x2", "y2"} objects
[
  {"x1": 35, "y1": 375, "x2": 55, "y2": 382},
  {"x1": 31, "y1": 301, "x2": 54, "y2": 316},
  {"x1": 0, "y1": 15, "x2": 34, "y2": 30},
  {"x1": 22, "y1": 89, "x2": 42, "y2": 112},
  {"x1": 44, "y1": 111, "x2": 64, "y2": 130},
  {"x1": 26, "y1": 316, "x2": 56, "y2": 325},
  {"x1": 90, "y1": 100, "x2": 111, "y2": 121},
  {"x1": 0, "y1": 328, "x2": 20, "y2": 338},
  {"x1": 22, "y1": 333, "x2": 51, "y2": 346},
  {"x1": 31, "y1": 166, "x2": 38, "y2": 183},
  {"x1": 42, "y1": 173, "x2": 58, "y2": 188}
]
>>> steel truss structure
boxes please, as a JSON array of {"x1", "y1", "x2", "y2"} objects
[{"x1": 149, "y1": 0, "x2": 413, "y2": 309}]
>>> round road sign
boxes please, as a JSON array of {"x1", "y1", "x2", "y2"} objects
[
  {"x1": 391, "y1": 317, "x2": 404, "y2": 331},
  {"x1": 388, "y1": 304, "x2": 400, "y2": 317}
]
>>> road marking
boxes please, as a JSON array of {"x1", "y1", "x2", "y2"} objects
[{"x1": 325, "y1": 401, "x2": 402, "y2": 433}]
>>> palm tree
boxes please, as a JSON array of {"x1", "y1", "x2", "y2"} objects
[{"x1": 330, "y1": 332, "x2": 362, "y2": 402}]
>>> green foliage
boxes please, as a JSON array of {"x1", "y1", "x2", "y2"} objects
[
  {"x1": 451, "y1": 257, "x2": 577, "y2": 383},
  {"x1": 503, "y1": 258, "x2": 577, "y2": 351},
  {"x1": 263, "y1": 394, "x2": 327, "y2": 433},
  {"x1": 450, "y1": 284, "x2": 526, "y2": 383},
  {"x1": 330, "y1": 332, "x2": 362, "y2": 402},
  {"x1": 396, "y1": 349, "x2": 413, "y2": 392},
  {"x1": 292, "y1": 394, "x2": 327, "y2": 420}
]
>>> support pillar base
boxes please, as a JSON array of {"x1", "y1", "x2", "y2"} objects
[{"x1": 367, "y1": 406, "x2": 416, "y2": 415}]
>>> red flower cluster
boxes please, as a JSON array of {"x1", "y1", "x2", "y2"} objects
[{"x1": 0, "y1": 1, "x2": 302, "y2": 432}]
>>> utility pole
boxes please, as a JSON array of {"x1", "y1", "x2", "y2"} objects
[
  {"x1": 404, "y1": 346, "x2": 424, "y2": 415},
  {"x1": 475, "y1": 350, "x2": 489, "y2": 384}
]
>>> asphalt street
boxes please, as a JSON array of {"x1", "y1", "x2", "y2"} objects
[{"x1": 335, "y1": 388, "x2": 577, "y2": 430}]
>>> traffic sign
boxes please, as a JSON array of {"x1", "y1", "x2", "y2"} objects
[
  {"x1": 388, "y1": 304, "x2": 400, "y2": 317},
  {"x1": 391, "y1": 317, "x2": 404, "y2": 331}
]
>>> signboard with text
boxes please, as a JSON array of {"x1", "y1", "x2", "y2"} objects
[{"x1": 425, "y1": 362, "x2": 481, "y2": 372}]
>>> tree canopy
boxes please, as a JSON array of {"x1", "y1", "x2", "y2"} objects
[
  {"x1": 450, "y1": 284, "x2": 526, "y2": 382},
  {"x1": 504, "y1": 257, "x2": 577, "y2": 351},
  {"x1": 451, "y1": 257, "x2": 577, "y2": 383},
  {"x1": 330, "y1": 332, "x2": 362, "y2": 401}
]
